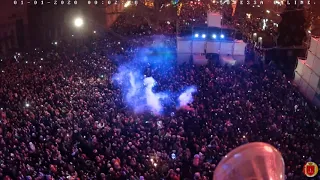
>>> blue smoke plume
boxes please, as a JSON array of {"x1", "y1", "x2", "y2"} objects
[{"x1": 113, "y1": 36, "x2": 196, "y2": 114}]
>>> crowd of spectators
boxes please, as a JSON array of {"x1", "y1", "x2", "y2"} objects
[
  {"x1": 112, "y1": 14, "x2": 153, "y2": 36},
  {"x1": 112, "y1": 1, "x2": 215, "y2": 37},
  {"x1": 0, "y1": 2, "x2": 319, "y2": 180},
  {"x1": 178, "y1": 2, "x2": 208, "y2": 28},
  {"x1": 0, "y1": 30, "x2": 319, "y2": 180}
]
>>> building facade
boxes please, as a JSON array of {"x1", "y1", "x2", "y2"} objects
[
  {"x1": 105, "y1": 2, "x2": 125, "y2": 28},
  {"x1": 0, "y1": 0, "x2": 121, "y2": 54},
  {"x1": 295, "y1": 36, "x2": 320, "y2": 107},
  {"x1": 0, "y1": 0, "x2": 166, "y2": 54},
  {"x1": 0, "y1": 0, "x2": 29, "y2": 55},
  {"x1": 27, "y1": 2, "x2": 108, "y2": 47}
]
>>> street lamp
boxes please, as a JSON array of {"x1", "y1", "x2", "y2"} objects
[
  {"x1": 74, "y1": 17, "x2": 84, "y2": 28},
  {"x1": 124, "y1": 1, "x2": 131, "y2": 8}
]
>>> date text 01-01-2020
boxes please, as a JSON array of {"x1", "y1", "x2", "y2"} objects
[{"x1": 13, "y1": 0, "x2": 138, "y2": 5}]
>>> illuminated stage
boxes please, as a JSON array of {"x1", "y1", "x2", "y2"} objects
[
  {"x1": 176, "y1": 12, "x2": 246, "y2": 65},
  {"x1": 177, "y1": 37, "x2": 246, "y2": 65}
]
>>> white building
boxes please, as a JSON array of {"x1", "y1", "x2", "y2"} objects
[{"x1": 294, "y1": 36, "x2": 320, "y2": 106}]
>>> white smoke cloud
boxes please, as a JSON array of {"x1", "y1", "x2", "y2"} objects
[{"x1": 178, "y1": 86, "x2": 197, "y2": 107}]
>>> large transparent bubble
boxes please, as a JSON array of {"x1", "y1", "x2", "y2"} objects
[{"x1": 214, "y1": 142, "x2": 285, "y2": 180}]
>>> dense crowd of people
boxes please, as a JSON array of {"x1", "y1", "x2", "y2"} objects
[
  {"x1": 0, "y1": 2, "x2": 319, "y2": 180},
  {"x1": 178, "y1": 2, "x2": 207, "y2": 27},
  {"x1": 0, "y1": 31, "x2": 319, "y2": 180}
]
